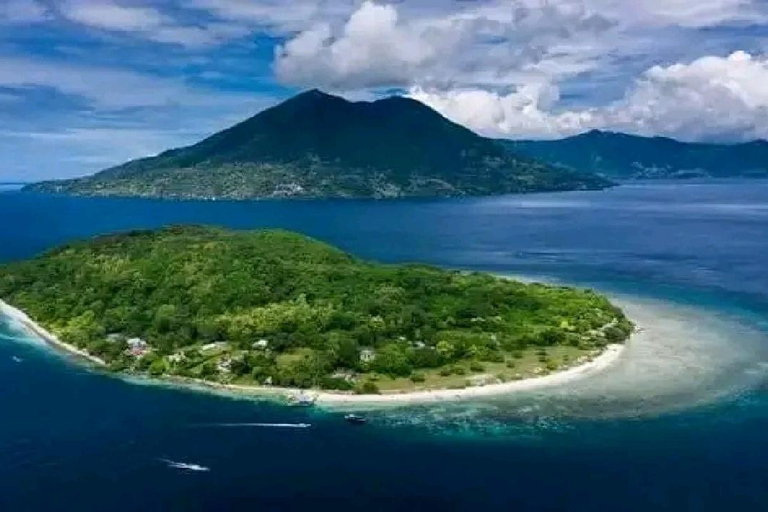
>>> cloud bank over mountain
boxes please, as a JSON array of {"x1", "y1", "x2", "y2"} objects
[
  {"x1": 1, "y1": 0, "x2": 767, "y2": 179},
  {"x1": 411, "y1": 51, "x2": 768, "y2": 142}
]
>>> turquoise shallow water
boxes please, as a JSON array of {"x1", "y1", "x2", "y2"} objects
[{"x1": 1, "y1": 181, "x2": 767, "y2": 510}]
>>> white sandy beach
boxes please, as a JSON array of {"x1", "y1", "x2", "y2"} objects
[
  {"x1": 312, "y1": 343, "x2": 625, "y2": 404},
  {"x1": 1, "y1": 299, "x2": 106, "y2": 366},
  {"x1": 0, "y1": 298, "x2": 627, "y2": 405}
]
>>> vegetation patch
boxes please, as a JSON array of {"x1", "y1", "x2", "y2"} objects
[{"x1": 0, "y1": 226, "x2": 633, "y2": 393}]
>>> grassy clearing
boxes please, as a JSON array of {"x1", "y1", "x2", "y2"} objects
[{"x1": 374, "y1": 345, "x2": 593, "y2": 392}]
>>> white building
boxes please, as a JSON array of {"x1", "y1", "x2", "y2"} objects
[
  {"x1": 217, "y1": 357, "x2": 233, "y2": 373},
  {"x1": 168, "y1": 352, "x2": 186, "y2": 364},
  {"x1": 126, "y1": 338, "x2": 149, "y2": 357},
  {"x1": 252, "y1": 339, "x2": 269, "y2": 350},
  {"x1": 360, "y1": 348, "x2": 376, "y2": 363},
  {"x1": 201, "y1": 342, "x2": 228, "y2": 353}
]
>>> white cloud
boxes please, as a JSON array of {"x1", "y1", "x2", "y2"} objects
[
  {"x1": 188, "y1": 0, "x2": 355, "y2": 33},
  {"x1": 268, "y1": 0, "x2": 768, "y2": 141},
  {"x1": 275, "y1": 2, "x2": 443, "y2": 89},
  {"x1": 61, "y1": 1, "x2": 166, "y2": 32},
  {"x1": 275, "y1": 1, "x2": 616, "y2": 90},
  {"x1": 58, "y1": 0, "x2": 250, "y2": 46},
  {"x1": 409, "y1": 84, "x2": 596, "y2": 139},
  {"x1": 4, "y1": 0, "x2": 768, "y2": 150},
  {"x1": 608, "y1": 51, "x2": 768, "y2": 141},
  {"x1": 595, "y1": 0, "x2": 768, "y2": 28},
  {"x1": 0, "y1": 56, "x2": 221, "y2": 109},
  {"x1": 272, "y1": 0, "x2": 768, "y2": 93},
  {"x1": 0, "y1": 0, "x2": 49, "y2": 24},
  {"x1": 411, "y1": 51, "x2": 768, "y2": 142}
]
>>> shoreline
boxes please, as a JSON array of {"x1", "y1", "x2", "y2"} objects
[
  {"x1": 313, "y1": 343, "x2": 625, "y2": 404},
  {"x1": 0, "y1": 299, "x2": 627, "y2": 406},
  {"x1": 1, "y1": 300, "x2": 107, "y2": 366}
]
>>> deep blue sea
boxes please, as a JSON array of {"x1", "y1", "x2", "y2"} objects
[{"x1": 1, "y1": 181, "x2": 767, "y2": 511}]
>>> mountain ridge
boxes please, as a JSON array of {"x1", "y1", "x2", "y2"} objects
[
  {"x1": 27, "y1": 90, "x2": 611, "y2": 199},
  {"x1": 502, "y1": 130, "x2": 768, "y2": 180}
]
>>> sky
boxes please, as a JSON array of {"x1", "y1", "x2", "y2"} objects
[{"x1": 1, "y1": 0, "x2": 768, "y2": 181}]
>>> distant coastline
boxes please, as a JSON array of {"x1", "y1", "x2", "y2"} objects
[
  {"x1": 0, "y1": 183, "x2": 26, "y2": 192},
  {"x1": 0, "y1": 298, "x2": 628, "y2": 406}
]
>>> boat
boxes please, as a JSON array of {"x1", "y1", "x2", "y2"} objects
[
  {"x1": 293, "y1": 393, "x2": 316, "y2": 407},
  {"x1": 344, "y1": 414, "x2": 367, "y2": 425}
]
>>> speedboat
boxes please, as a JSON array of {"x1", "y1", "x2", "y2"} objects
[{"x1": 344, "y1": 414, "x2": 366, "y2": 425}]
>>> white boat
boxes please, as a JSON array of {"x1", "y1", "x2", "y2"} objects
[
  {"x1": 293, "y1": 393, "x2": 316, "y2": 407},
  {"x1": 344, "y1": 414, "x2": 367, "y2": 425}
]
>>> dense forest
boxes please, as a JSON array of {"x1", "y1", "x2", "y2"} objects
[{"x1": 0, "y1": 226, "x2": 632, "y2": 393}]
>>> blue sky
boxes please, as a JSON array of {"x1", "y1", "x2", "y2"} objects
[{"x1": 1, "y1": 0, "x2": 768, "y2": 182}]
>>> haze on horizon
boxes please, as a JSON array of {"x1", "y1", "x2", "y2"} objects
[{"x1": 1, "y1": 0, "x2": 767, "y2": 181}]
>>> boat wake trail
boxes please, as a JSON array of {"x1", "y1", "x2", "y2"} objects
[
  {"x1": 205, "y1": 422, "x2": 312, "y2": 429},
  {"x1": 161, "y1": 459, "x2": 210, "y2": 472}
]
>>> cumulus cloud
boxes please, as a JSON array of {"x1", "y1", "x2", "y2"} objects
[
  {"x1": 272, "y1": 0, "x2": 768, "y2": 92},
  {"x1": 275, "y1": 2, "x2": 444, "y2": 89},
  {"x1": 274, "y1": 1, "x2": 616, "y2": 90},
  {"x1": 5, "y1": 0, "x2": 768, "y2": 148},
  {"x1": 412, "y1": 51, "x2": 768, "y2": 142},
  {"x1": 409, "y1": 84, "x2": 595, "y2": 140},
  {"x1": 608, "y1": 51, "x2": 768, "y2": 141},
  {"x1": 267, "y1": 0, "x2": 768, "y2": 141}
]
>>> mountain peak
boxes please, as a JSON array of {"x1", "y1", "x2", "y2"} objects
[
  {"x1": 28, "y1": 90, "x2": 612, "y2": 199},
  {"x1": 278, "y1": 88, "x2": 349, "y2": 109},
  {"x1": 294, "y1": 88, "x2": 339, "y2": 100}
]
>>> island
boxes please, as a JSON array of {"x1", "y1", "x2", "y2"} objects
[
  {"x1": 0, "y1": 226, "x2": 633, "y2": 399},
  {"x1": 26, "y1": 90, "x2": 611, "y2": 200},
  {"x1": 503, "y1": 130, "x2": 768, "y2": 180}
]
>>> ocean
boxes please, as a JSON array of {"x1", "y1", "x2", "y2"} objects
[{"x1": 1, "y1": 181, "x2": 767, "y2": 511}]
